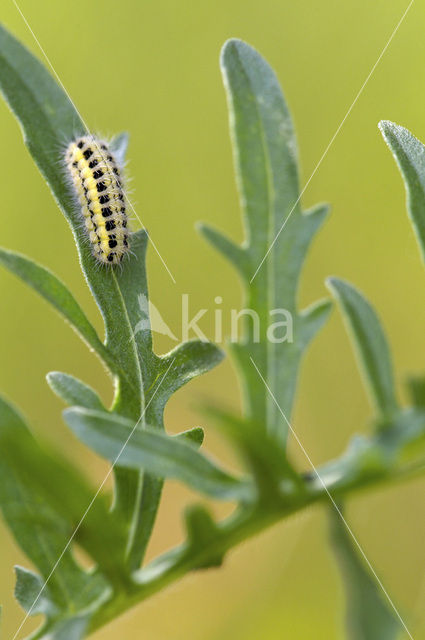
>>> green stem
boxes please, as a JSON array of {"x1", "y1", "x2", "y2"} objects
[
  {"x1": 110, "y1": 378, "x2": 143, "y2": 538},
  {"x1": 125, "y1": 385, "x2": 168, "y2": 570},
  {"x1": 89, "y1": 503, "x2": 291, "y2": 634},
  {"x1": 24, "y1": 455, "x2": 425, "y2": 640},
  {"x1": 88, "y1": 457, "x2": 424, "y2": 636}
]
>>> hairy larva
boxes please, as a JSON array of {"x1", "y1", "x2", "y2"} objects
[{"x1": 65, "y1": 136, "x2": 130, "y2": 264}]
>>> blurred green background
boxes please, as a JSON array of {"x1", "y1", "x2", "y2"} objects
[{"x1": 1, "y1": 0, "x2": 425, "y2": 637}]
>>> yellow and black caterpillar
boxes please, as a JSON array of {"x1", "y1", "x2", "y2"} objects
[{"x1": 65, "y1": 136, "x2": 129, "y2": 264}]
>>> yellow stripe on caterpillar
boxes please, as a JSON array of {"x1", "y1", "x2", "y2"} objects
[{"x1": 65, "y1": 136, "x2": 130, "y2": 265}]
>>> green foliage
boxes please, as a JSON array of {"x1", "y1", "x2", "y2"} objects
[
  {"x1": 379, "y1": 120, "x2": 425, "y2": 263},
  {"x1": 184, "y1": 505, "x2": 224, "y2": 569},
  {"x1": 47, "y1": 372, "x2": 107, "y2": 411},
  {"x1": 200, "y1": 39, "x2": 331, "y2": 449},
  {"x1": 0, "y1": 23, "x2": 224, "y2": 637},
  {"x1": 63, "y1": 407, "x2": 252, "y2": 501},
  {"x1": 0, "y1": 25, "x2": 424, "y2": 640},
  {"x1": 329, "y1": 508, "x2": 402, "y2": 640},
  {"x1": 0, "y1": 396, "x2": 111, "y2": 634},
  {"x1": 0, "y1": 248, "x2": 113, "y2": 371},
  {"x1": 327, "y1": 278, "x2": 398, "y2": 419}
]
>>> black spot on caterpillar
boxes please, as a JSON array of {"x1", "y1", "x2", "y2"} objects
[{"x1": 65, "y1": 136, "x2": 130, "y2": 265}]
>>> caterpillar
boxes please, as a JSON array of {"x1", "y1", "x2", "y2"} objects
[{"x1": 65, "y1": 136, "x2": 130, "y2": 264}]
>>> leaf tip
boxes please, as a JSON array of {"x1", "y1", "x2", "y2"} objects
[
  {"x1": 305, "y1": 202, "x2": 330, "y2": 218},
  {"x1": 178, "y1": 426, "x2": 205, "y2": 448},
  {"x1": 184, "y1": 504, "x2": 223, "y2": 569},
  {"x1": 378, "y1": 119, "x2": 397, "y2": 143},
  {"x1": 45, "y1": 370, "x2": 56, "y2": 384},
  {"x1": 220, "y1": 37, "x2": 244, "y2": 59},
  {"x1": 378, "y1": 119, "x2": 392, "y2": 132},
  {"x1": 307, "y1": 297, "x2": 333, "y2": 316},
  {"x1": 325, "y1": 276, "x2": 364, "y2": 307},
  {"x1": 194, "y1": 221, "x2": 209, "y2": 239},
  {"x1": 378, "y1": 120, "x2": 416, "y2": 154},
  {"x1": 325, "y1": 275, "x2": 341, "y2": 294},
  {"x1": 301, "y1": 297, "x2": 333, "y2": 344},
  {"x1": 220, "y1": 37, "x2": 259, "y2": 71},
  {"x1": 325, "y1": 276, "x2": 356, "y2": 306},
  {"x1": 110, "y1": 131, "x2": 130, "y2": 165},
  {"x1": 62, "y1": 406, "x2": 80, "y2": 425}
]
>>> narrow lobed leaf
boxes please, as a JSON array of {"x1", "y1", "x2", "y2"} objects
[
  {"x1": 40, "y1": 615, "x2": 90, "y2": 640},
  {"x1": 47, "y1": 372, "x2": 106, "y2": 411},
  {"x1": 300, "y1": 298, "x2": 333, "y2": 346},
  {"x1": 0, "y1": 396, "x2": 128, "y2": 588},
  {"x1": 155, "y1": 340, "x2": 225, "y2": 413},
  {"x1": 0, "y1": 24, "x2": 143, "y2": 412},
  {"x1": 197, "y1": 222, "x2": 249, "y2": 277},
  {"x1": 110, "y1": 132, "x2": 130, "y2": 166},
  {"x1": 184, "y1": 505, "x2": 223, "y2": 569},
  {"x1": 0, "y1": 24, "x2": 230, "y2": 578},
  {"x1": 64, "y1": 407, "x2": 253, "y2": 502},
  {"x1": 327, "y1": 277, "x2": 398, "y2": 419},
  {"x1": 406, "y1": 374, "x2": 425, "y2": 408},
  {"x1": 176, "y1": 426, "x2": 205, "y2": 447},
  {"x1": 0, "y1": 248, "x2": 113, "y2": 371},
  {"x1": 311, "y1": 408, "x2": 425, "y2": 497},
  {"x1": 204, "y1": 405, "x2": 302, "y2": 501},
  {"x1": 0, "y1": 395, "x2": 111, "y2": 615},
  {"x1": 3, "y1": 432, "x2": 129, "y2": 587},
  {"x1": 14, "y1": 566, "x2": 59, "y2": 619},
  {"x1": 329, "y1": 506, "x2": 403, "y2": 640},
  {"x1": 379, "y1": 120, "x2": 425, "y2": 264},
  {"x1": 198, "y1": 39, "x2": 330, "y2": 450}
]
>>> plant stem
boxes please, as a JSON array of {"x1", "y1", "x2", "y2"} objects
[
  {"x1": 88, "y1": 455, "x2": 425, "y2": 636},
  {"x1": 89, "y1": 502, "x2": 292, "y2": 634}
]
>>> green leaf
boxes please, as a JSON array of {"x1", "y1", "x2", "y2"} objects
[
  {"x1": 327, "y1": 278, "x2": 398, "y2": 419},
  {"x1": 199, "y1": 39, "x2": 330, "y2": 448},
  {"x1": 300, "y1": 298, "x2": 333, "y2": 345},
  {"x1": 204, "y1": 405, "x2": 302, "y2": 501},
  {"x1": 38, "y1": 616, "x2": 90, "y2": 640},
  {"x1": 111, "y1": 227, "x2": 223, "y2": 566},
  {"x1": 0, "y1": 395, "x2": 111, "y2": 618},
  {"x1": 0, "y1": 24, "x2": 142, "y2": 411},
  {"x1": 14, "y1": 565, "x2": 107, "y2": 631},
  {"x1": 0, "y1": 396, "x2": 127, "y2": 589},
  {"x1": 0, "y1": 26, "x2": 144, "y2": 532},
  {"x1": 178, "y1": 426, "x2": 205, "y2": 447},
  {"x1": 111, "y1": 229, "x2": 224, "y2": 416},
  {"x1": 111, "y1": 226, "x2": 224, "y2": 565},
  {"x1": 6, "y1": 437, "x2": 128, "y2": 587},
  {"x1": 110, "y1": 131, "x2": 129, "y2": 166},
  {"x1": 0, "y1": 23, "x2": 158, "y2": 555},
  {"x1": 197, "y1": 223, "x2": 249, "y2": 277},
  {"x1": 311, "y1": 408, "x2": 425, "y2": 497},
  {"x1": 14, "y1": 567, "x2": 59, "y2": 618},
  {"x1": 64, "y1": 407, "x2": 253, "y2": 502},
  {"x1": 0, "y1": 24, "x2": 227, "y2": 573},
  {"x1": 310, "y1": 435, "x2": 388, "y2": 496},
  {"x1": 184, "y1": 505, "x2": 223, "y2": 569},
  {"x1": 379, "y1": 120, "x2": 425, "y2": 264},
  {"x1": 329, "y1": 507, "x2": 403, "y2": 640},
  {"x1": 0, "y1": 248, "x2": 113, "y2": 372},
  {"x1": 47, "y1": 372, "x2": 106, "y2": 411},
  {"x1": 406, "y1": 374, "x2": 425, "y2": 408},
  {"x1": 155, "y1": 340, "x2": 225, "y2": 414},
  {"x1": 109, "y1": 228, "x2": 153, "y2": 403},
  {"x1": 0, "y1": 396, "x2": 81, "y2": 605}
]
